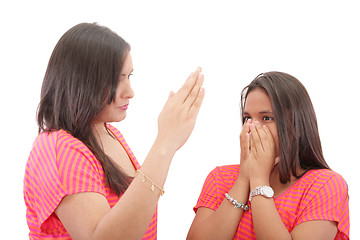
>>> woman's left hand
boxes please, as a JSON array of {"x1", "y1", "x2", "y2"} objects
[{"x1": 248, "y1": 121, "x2": 278, "y2": 185}]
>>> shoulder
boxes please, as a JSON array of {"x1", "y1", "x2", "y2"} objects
[
  {"x1": 194, "y1": 165, "x2": 240, "y2": 211},
  {"x1": 293, "y1": 169, "x2": 349, "y2": 238},
  {"x1": 32, "y1": 129, "x2": 82, "y2": 149},
  {"x1": 302, "y1": 169, "x2": 347, "y2": 188},
  {"x1": 298, "y1": 169, "x2": 348, "y2": 200},
  {"x1": 29, "y1": 129, "x2": 97, "y2": 166},
  {"x1": 30, "y1": 130, "x2": 66, "y2": 158},
  {"x1": 214, "y1": 164, "x2": 240, "y2": 173},
  {"x1": 206, "y1": 164, "x2": 239, "y2": 183}
]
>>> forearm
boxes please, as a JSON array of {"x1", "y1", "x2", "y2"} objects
[
  {"x1": 187, "y1": 178, "x2": 249, "y2": 240},
  {"x1": 94, "y1": 139, "x2": 175, "y2": 239},
  {"x1": 250, "y1": 180, "x2": 291, "y2": 240}
]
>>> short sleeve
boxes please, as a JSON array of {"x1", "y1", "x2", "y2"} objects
[
  {"x1": 194, "y1": 168, "x2": 220, "y2": 213},
  {"x1": 296, "y1": 172, "x2": 349, "y2": 239},
  {"x1": 24, "y1": 131, "x2": 106, "y2": 234}
]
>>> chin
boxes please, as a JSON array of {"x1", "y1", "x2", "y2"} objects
[{"x1": 115, "y1": 114, "x2": 127, "y2": 122}]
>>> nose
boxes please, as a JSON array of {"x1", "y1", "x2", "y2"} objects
[
  {"x1": 246, "y1": 118, "x2": 259, "y2": 123},
  {"x1": 252, "y1": 118, "x2": 259, "y2": 123},
  {"x1": 121, "y1": 79, "x2": 134, "y2": 99}
]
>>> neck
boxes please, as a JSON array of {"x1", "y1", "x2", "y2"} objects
[
  {"x1": 269, "y1": 164, "x2": 304, "y2": 198},
  {"x1": 92, "y1": 122, "x2": 109, "y2": 142}
]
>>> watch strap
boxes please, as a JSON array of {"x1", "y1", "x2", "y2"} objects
[{"x1": 249, "y1": 185, "x2": 274, "y2": 202}]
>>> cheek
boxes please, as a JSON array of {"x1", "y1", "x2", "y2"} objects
[
  {"x1": 269, "y1": 128, "x2": 279, "y2": 154},
  {"x1": 96, "y1": 104, "x2": 113, "y2": 121}
]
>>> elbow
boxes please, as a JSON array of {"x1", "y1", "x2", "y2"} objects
[
  {"x1": 186, "y1": 230, "x2": 195, "y2": 240},
  {"x1": 187, "y1": 229, "x2": 212, "y2": 240},
  {"x1": 187, "y1": 228, "x2": 202, "y2": 240}
]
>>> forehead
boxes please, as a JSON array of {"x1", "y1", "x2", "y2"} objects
[
  {"x1": 121, "y1": 53, "x2": 133, "y2": 72},
  {"x1": 244, "y1": 88, "x2": 272, "y2": 112}
]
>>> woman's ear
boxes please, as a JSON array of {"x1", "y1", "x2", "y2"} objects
[{"x1": 274, "y1": 157, "x2": 280, "y2": 166}]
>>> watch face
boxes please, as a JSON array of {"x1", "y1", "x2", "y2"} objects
[{"x1": 262, "y1": 186, "x2": 274, "y2": 197}]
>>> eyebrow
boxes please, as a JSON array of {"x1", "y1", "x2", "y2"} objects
[
  {"x1": 243, "y1": 111, "x2": 274, "y2": 115},
  {"x1": 260, "y1": 111, "x2": 273, "y2": 114},
  {"x1": 120, "y1": 69, "x2": 134, "y2": 76}
]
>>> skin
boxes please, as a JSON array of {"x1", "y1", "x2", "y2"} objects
[
  {"x1": 55, "y1": 52, "x2": 205, "y2": 240},
  {"x1": 187, "y1": 88, "x2": 337, "y2": 240}
]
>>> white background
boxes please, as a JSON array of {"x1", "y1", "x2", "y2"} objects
[{"x1": 1, "y1": 0, "x2": 358, "y2": 239}]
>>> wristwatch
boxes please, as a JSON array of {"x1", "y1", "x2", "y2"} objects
[{"x1": 249, "y1": 186, "x2": 274, "y2": 202}]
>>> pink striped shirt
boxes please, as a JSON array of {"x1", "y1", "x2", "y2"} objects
[
  {"x1": 194, "y1": 165, "x2": 349, "y2": 239},
  {"x1": 24, "y1": 124, "x2": 157, "y2": 239}
]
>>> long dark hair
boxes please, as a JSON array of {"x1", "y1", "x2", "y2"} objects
[
  {"x1": 241, "y1": 72, "x2": 330, "y2": 183},
  {"x1": 37, "y1": 22, "x2": 132, "y2": 196}
]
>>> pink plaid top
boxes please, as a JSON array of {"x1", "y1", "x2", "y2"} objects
[
  {"x1": 24, "y1": 124, "x2": 157, "y2": 239},
  {"x1": 194, "y1": 165, "x2": 349, "y2": 239}
]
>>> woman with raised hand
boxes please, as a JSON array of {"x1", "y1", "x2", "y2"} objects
[
  {"x1": 23, "y1": 22, "x2": 205, "y2": 240},
  {"x1": 187, "y1": 72, "x2": 349, "y2": 240}
]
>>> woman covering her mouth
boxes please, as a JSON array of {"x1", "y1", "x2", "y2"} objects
[{"x1": 187, "y1": 72, "x2": 349, "y2": 240}]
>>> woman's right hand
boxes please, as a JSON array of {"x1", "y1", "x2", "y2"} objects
[
  {"x1": 238, "y1": 119, "x2": 252, "y2": 182},
  {"x1": 155, "y1": 67, "x2": 205, "y2": 153}
]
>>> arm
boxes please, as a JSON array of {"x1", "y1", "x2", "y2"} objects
[
  {"x1": 55, "y1": 68, "x2": 205, "y2": 240},
  {"x1": 248, "y1": 122, "x2": 338, "y2": 240},
  {"x1": 187, "y1": 121, "x2": 252, "y2": 240},
  {"x1": 250, "y1": 196, "x2": 337, "y2": 240},
  {"x1": 187, "y1": 178, "x2": 249, "y2": 240}
]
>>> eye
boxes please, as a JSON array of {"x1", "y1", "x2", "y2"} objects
[
  {"x1": 128, "y1": 73, "x2": 133, "y2": 79},
  {"x1": 243, "y1": 116, "x2": 252, "y2": 123},
  {"x1": 263, "y1": 116, "x2": 273, "y2": 122}
]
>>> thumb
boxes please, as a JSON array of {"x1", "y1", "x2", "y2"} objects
[{"x1": 168, "y1": 91, "x2": 175, "y2": 100}]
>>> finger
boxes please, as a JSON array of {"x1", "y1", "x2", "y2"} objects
[
  {"x1": 244, "y1": 132, "x2": 250, "y2": 152},
  {"x1": 255, "y1": 122, "x2": 269, "y2": 149},
  {"x1": 161, "y1": 91, "x2": 175, "y2": 111},
  {"x1": 175, "y1": 67, "x2": 202, "y2": 103},
  {"x1": 240, "y1": 131, "x2": 250, "y2": 163},
  {"x1": 250, "y1": 122, "x2": 262, "y2": 152},
  {"x1": 188, "y1": 87, "x2": 205, "y2": 117},
  {"x1": 240, "y1": 120, "x2": 250, "y2": 149},
  {"x1": 240, "y1": 119, "x2": 251, "y2": 137},
  {"x1": 184, "y1": 72, "x2": 204, "y2": 108},
  {"x1": 261, "y1": 124, "x2": 275, "y2": 151},
  {"x1": 250, "y1": 132, "x2": 256, "y2": 153}
]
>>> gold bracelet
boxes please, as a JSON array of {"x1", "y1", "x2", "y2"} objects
[{"x1": 136, "y1": 169, "x2": 165, "y2": 196}]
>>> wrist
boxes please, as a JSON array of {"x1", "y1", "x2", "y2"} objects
[
  {"x1": 250, "y1": 178, "x2": 270, "y2": 191},
  {"x1": 152, "y1": 137, "x2": 177, "y2": 159},
  {"x1": 249, "y1": 185, "x2": 274, "y2": 202},
  {"x1": 236, "y1": 174, "x2": 250, "y2": 186}
]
